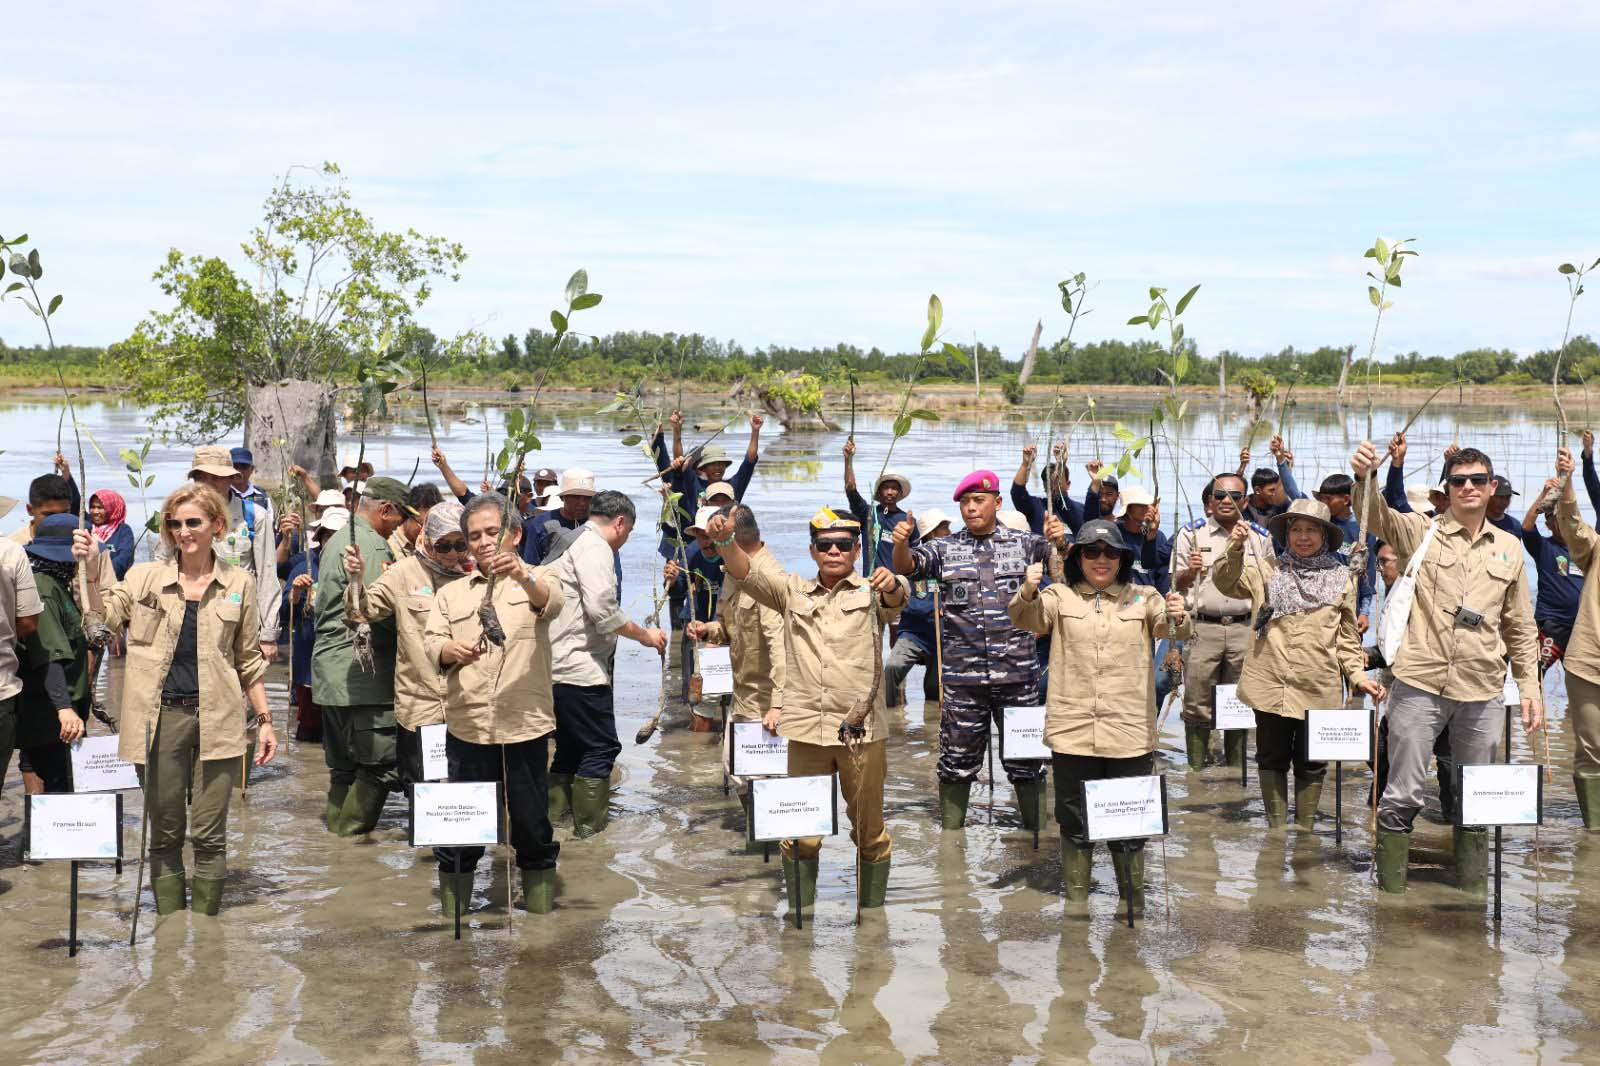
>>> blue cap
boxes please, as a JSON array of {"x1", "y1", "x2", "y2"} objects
[
  {"x1": 230, "y1": 447, "x2": 254, "y2": 468},
  {"x1": 25, "y1": 513, "x2": 83, "y2": 563}
]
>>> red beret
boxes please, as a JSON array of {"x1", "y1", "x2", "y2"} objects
[{"x1": 953, "y1": 470, "x2": 1001, "y2": 501}]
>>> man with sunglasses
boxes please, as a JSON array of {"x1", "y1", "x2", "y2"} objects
[
  {"x1": 717, "y1": 506, "x2": 906, "y2": 913},
  {"x1": 312, "y1": 476, "x2": 416, "y2": 836},
  {"x1": 892, "y1": 470, "x2": 1052, "y2": 833},
  {"x1": 1171, "y1": 472, "x2": 1272, "y2": 772},
  {"x1": 1351, "y1": 442, "x2": 1541, "y2": 895}
]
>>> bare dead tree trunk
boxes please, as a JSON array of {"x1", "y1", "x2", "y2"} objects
[
  {"x1": 245, "y1": 379, "x2": 338, "y2": 488},
  {"x1": 1219, "y1": 347, "x2": 1228, "y2": 401},
  {"x1": 1335, "y1": 344, "x2": 1354, "y2": 405},
  {"x1": 1016, "y1": 320, "x2": 1044, "y2": 388}
]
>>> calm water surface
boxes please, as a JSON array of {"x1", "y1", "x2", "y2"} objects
[{"x1": 1, "y1": 393, "x2": 1595, "y2": 1065}]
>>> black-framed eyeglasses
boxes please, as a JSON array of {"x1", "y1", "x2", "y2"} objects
[
  {"x1": 165, "y1": 516, "x2": 208, "y2": 530},
  {"x1": 813, "y1": 537, "x2": 858, "y2": 555},
  {"x1": 1446, "y1": 473, "x2": 1491, "y2": 488},
  {"x1": 1211, "y1": 490, "x2": 1246, "y2": 501},
  {"x1": 433, "y1": 539, "x2": 469, "y2": 555},
  {"x1": 1078, "y1": 544, "x2": 1119, "y2": 560}
]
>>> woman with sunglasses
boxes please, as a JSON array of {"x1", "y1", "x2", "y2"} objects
[
  {"x1": 1212, "y1": 499, "x2": 1384, "y2": 830},
  {"x1": 340, "y1": 500, "x2": 472, "y2": 789},
  {"x1": 1010, "y1": 519, "x2": 1189, "y2": 914},
  {"x1": 73, "y1": 482, "x2": 276, "y2": 918}
]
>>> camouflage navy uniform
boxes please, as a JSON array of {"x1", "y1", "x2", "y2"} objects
[{"x1": 907, "y1": 525, "x2": 1050, "y2": 783}]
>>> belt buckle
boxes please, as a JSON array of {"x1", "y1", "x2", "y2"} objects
[{"x1": 1217, "y1": 615, "x2": 1232, "y2": 626}]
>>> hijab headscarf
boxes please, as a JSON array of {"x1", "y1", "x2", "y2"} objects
[
  {"x1": 419, "y1": 501, "x2": 471, "y2": 580},
  {"x1": 1265, "y1": 545, "x2": 1348, "y2": 619},
  {"x1": 91, "y1": 489, "x2": 127, "y2": 541}
]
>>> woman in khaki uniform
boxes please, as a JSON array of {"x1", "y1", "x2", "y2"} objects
[
  {"x1": 74, "y1": 483, "x2": 277, "y2": 917},
  {"x1": 1212, "y1": 498, "x2": 1382, "y2": 830},
  {"x1": 1010, "y1": 519, "x2": 1190, "y2": 914}
]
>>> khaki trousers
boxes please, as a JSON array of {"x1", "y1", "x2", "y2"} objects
[
  {"x1": 1181, "y1": 620, "x2": 1251, "y2": 725},
  {"x1": 1567, "y1": 669, "x2": 1600, "y2": 778},
  {"x1": 780, "y1": 739, "x2": 890, "y2": 863},
  {"x1": 137, "y1": 703, "x2": 238, "y2": 880}
]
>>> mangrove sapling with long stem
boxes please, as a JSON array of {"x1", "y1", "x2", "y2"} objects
[
  {"x1": 1041, "y1": 273, "x2": 1091, "y2": 521},
  {"x1": 346, "y1": 340, "x2": 405, "y2": 671},
  {"x1": 1131, "y1": 282, "x2": 1201, "y2": 530},
  {"x1": 1351, "y1": 237, "x2": 1418, "y2": 579},
  {"x1": 1552, "y1": 257, "x2": 1598, "y2": 488}
]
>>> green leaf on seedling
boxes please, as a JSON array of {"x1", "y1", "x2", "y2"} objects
[
  {"x1": 1177, "y1": 399, "x2": 1189, "y2": 420},
  {"x1": 1127, "y1": 315, "x2": 1148, "y2": 326},
  {"x1": 1148, "y1": 304, "x2": 1163, "y2": 329},
  {"x1": 927, "y1": 293, "x2": 943, "y2": 333},
  {"x1": 8, "y1": 234, "x2": 27, "y2": 246},
  {"x1": 1148, "y1": 287, "x2": 1166, "y2": 300},
  {"x1": 1560, "y1": 263, "x2": 1578, "y2": 274},
  {"x1": 565, "y1": 269, "x2": 589, "y2": 304},
  {"x1": 1363, "y1": 247, "x2": 1378, "y2": 260},
  {"x1": 595, "y1": 399, "x2": 628, "y2": 414},
  {"x1": 1382, "y1": 301, "x2": 1394, "y2": 311},
  {"x1": 1175, "y1": 350, "x2": 1190, "y2": 382},
  {"x1": 1368, "y1": 285, "x2": 1381, "y2": 307},
  {"x1": 1151, "y1": 402, "x2": 1164, "y2": 424},
  {"x1": 1374, "y1": 238, "x2": 1391, "y2": 266},
  {"x1": 1131, "y1": 436, "x2": 1149, "y2": 454},
  {"x1": 4, "y1": 282, "x2": 21, "y2": 295},
  {"x1": 909, "y1": 409, "x2": 940, "y2": 421},
  {"x1": 620, "y1": 434, "x2": 643, "y2": 447},
  {"x1": 893, "y1": 414, "x2": 912, "y2": 438},
  {"x1": 506, "y1": 408, "x2": 525, "y2": 434},
  {"x1": 551, "y1": 310, "x2": 568, "y2": 332},
  {"x1": 571, "y1": 293, "x2": 602, "y2": 311},
  {"x1": 1112, "y1": 422, "x2": 1135, "y2": 443},
  {"x1": 47, "y1": 294, "x2": 62, "y2": 315},
  {"x1": 1116, "y1": 454, "x2": 1131, "y2": 477},
  {"x1": 1173, "y1": 323, "x2": 1185, "y2": 348},
  {"x1": 1174, "y1": 284, "x2": 1200, "y2": 316},
  {"x1": 1386, "y1": 270, "x2": 1402, "y2": 287},
  {"x1": 27, "y1": 249, "x2": 42, "y2": 279},
  {"x1": 941, "y1": 341, "x2": 970, "y2": 368}
]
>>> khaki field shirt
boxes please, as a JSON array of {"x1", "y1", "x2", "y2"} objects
[
  {"x1": 0, "y1": 538, "x2": 43, "y2": 701},
  {"x1": 1212, "y1": 545, "x2": 1367, "y2": 720},
  {"x1": 1353, "y1": 479, "x2": 1539, "y2": 706},
  {"x1": 425, "y1": 566, "x2": 563, "y2": 745},
  {"x1": 1554, "y1": 496, "x2": 1600, "y2": 688},
  {"x1": 1171, "y1": 517, "x2": 1272, "y2": 618},
  {"x1": 700, "y1": 544, "x2": 787, "y2": 720},
  {"x1": 1009, "y1": 581, "x2": 1190, "y2": 757},
  {"x1": 101, "y1": 558, "x2": 267, "y2": 764},
  {"x1": 345, "y1": 554, "x2": 463, "y2": 730},
  {"x1": 739, "y1": 567, "x2": 907, "y2": 748},
  {"x1": 548, "y1": 525, "x2": 629, "y2": 687}
]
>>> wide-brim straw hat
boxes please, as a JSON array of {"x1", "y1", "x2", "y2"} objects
[
  {"x1": 558, "y1": 468, "x2": 597, "y2": 497},
  {"x1": 1267, "y1": 498, "x2": 1345, "y2": 551},
  {"x1": 916, "y1": 508, "x2": 952, "y2": 539},
  {"x1": 875, "y1": 471, "x2": 911, "y2": 499}
]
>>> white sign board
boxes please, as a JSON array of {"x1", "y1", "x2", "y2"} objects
[
  {"x1": 1502, "y1": 672, "x2": 1520, "y2": 708},
  {"x1": 27, "y1": 793, "x2": 122, "y2": 861},
  {"x1": 752, "y1": 774, "x2": 838, "y2": 842},
  {"x1": 410, "y1": 782, "x2": 501, "y2": 847},
  {"x1": 1083, "y1": 774, "x2": 1167, "y2": 842},
  {"x1": 420, "y1": 723, "x2": 449, "y2": 782},
  {"x1": 1303, "y1": 708, "x2": 1373, "y2": 763},
  {"x1": 999, "y1": 705, "x2": 1050, "y2": 761},
  {"x1": 70, "y1": 735, "x2": 140, "y2": 793},
  {"x1": 1458, "y1": 764, "x2": 1543, "y2": 827},
  {"x1": 1211, "y1": 684, "x2": 1255, "y2": 730},
  {"x1": 698, "y1": 645, "x2": 734, "y2": 696},
  {"x1": 729, "y1": 721, "x2": 789, "y2": 777}
]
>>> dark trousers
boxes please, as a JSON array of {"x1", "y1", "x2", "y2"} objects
[
  {"x1": 0, "y1": 695, "x2": 14, "y2": 794},
  {"x1": 551, "y1": 683, "x2": 621, "y2": 779},
  {"x1": 293, "y1": 684, "x2": 323, "y2": 743},
  {"x1": 22, "y1": 739, "x2": 72, "y2": 793},
  {"x1": 433, "y1": 732, "x2": 560, "y2": 874},
  {"x1": 1375, "y1": 715, "x2": 1455, "y2": 823},
  {"x1": 1052, "y1": 750, "x2": 1154, "y2": 851},
  {"x1": 1253, "y1": 711, "x2": 1325, "y2": 782},
  {"x1": 397, "y1": 724, "x2": 423, "y2": 790},
  {"x1": 938, "y1": 681, "x2": 1047, "y2": 783}
]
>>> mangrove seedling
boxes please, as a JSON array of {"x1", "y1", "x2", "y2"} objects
[{"x1": 1553, "y1": 257, "x2": 1598, "y2": 477}]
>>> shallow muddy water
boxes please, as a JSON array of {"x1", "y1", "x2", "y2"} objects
[{"x1": 2, "y1": 393, "x2": 1597, "y2": 1064}]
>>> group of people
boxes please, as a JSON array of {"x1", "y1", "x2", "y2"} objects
[{"x1": 0, "y1": 411, "x2": 1594, "y2": 926}]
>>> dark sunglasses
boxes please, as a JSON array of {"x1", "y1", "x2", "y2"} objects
[
  {"x1": 433, "y1": 539, "x2": 469, "y2": 555},
  {"x1": 1077, "y1": 544, "x2": 1120, "y2": 561},
  {"x1": 813, "y1": 537, "x2": 858, "y2": 555},
  {"x1": 165, "y1": 516, "x2": 208, "y2": 530},
  {"x1": 1446, "y1": 473, "x2": 1491, "y2": 488},
  {"x1": 1211, "y1": 490, "x2": 1246, "y2": 501}
]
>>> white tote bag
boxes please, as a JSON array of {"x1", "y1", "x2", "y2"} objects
[{"x1": 1378, "y1": 518, "x2": 1439, "y2": 667}]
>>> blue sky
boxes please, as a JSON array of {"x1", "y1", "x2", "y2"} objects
[{"x1": 6, "y1": 2, "x2": 1600, "y2": 360}]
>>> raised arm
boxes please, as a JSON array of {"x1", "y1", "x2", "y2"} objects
[
  {"x1": 431, "y1": 445, "x2": 472, "y2": 502},
  {"x1": 1351, "y1": 440, "x2": 1425, "y2": 557}
]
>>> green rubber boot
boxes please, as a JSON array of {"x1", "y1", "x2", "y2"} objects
[
  {"x1": 1375, "y1": 828, "x2": 1409, "y2": 894},
  {"x1": 1061, "y1": 839, "x2": 1093, "y2": 902},
  {"x1": 189, "y1": 874, "x2": 225, "y2": 916},
  {"x1": 438, "y1": 867, "x2": 473, "y2": 919},
  {"x1": 782, "y1": 856, "x2": 819, "y2": 920},
  {"x1": 548, "y1": 772, "x2": 575, "y2": 825},
  {"x1": 572, "y1": 776, "x2": 611, "y2": 839},
  {"x1": 1110, "y1": 848, "x2": 1146, "y2": 918},
  {"x1": 339, "y1": 777, "x2": 389, "y2": 836},
  {"x1": 325, "y1": 782, "x2": 351, "y2": 834},
  {"x1": 1259, "y1": 769, "x2": 1289, "y2": 827},
  {"x1": 858, "y1": 857, "x2": 891, "y2": 909},
  {"x1": 939, "y1": 779, "x2": 972, "y2": 831},
  {"x1": 521, "y1": 868, "x2": 556, "y2": 914},
  {"x1": 1185, "y1": 726, "x2": 1211, "y2": 771},
  {"x1": 1575, "y1": 773, "x2": 1600, "y2": 831},
  {"x1": 740, "y1": 791, "x2": 762, "y2": 854},
  {"x1": 1453, "y1": 827, "x2": 1489, "y2": 897},
  {"x1": 152, "y1": 872, "x2": 187, "y2": 916},
  {"x1": 1015, "y1": 778, "x2": 1048, "y2": 832},
  {"x1": 1294, "y1": 778, "x2": 1324, "y2": 831},
  {"x1": 1223, "y1": 730, "x2": 1248, "y2": 769}
]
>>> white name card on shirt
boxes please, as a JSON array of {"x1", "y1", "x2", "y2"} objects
[
  {"x1": 1211, "y1": 684, "x2": 1255, "y2": 730},
  {"x1": 26, "y1": 793, "x2": 123, "y2": 861},
  {"x1": 1303, "y1": 708, "x2": 1373, "y2": 763},
  {"x1": 419, "y1": 723, "x2": 449, "y2": 782},
  {"x1": 1083, "y1": 775, "x2": 1168, "y2": 842},
  {"x1": 698, "y1": 645, "x2": 734, "y2": 696},
  {"x1": 999, "y1": 705, "x2": 1051, "y2": 761},
  {"x1": 752, "y1": 774, "x2": 838, "y2": 842},
  {"x1": 1458, "y1": 764, "x2": 1543, "y2": 827},
  {"x1": 729, "y1": 721, "x2": 789, "y2": 777},
  {"x1": 410, "y1": 782, "x2": 501, "y2": 847},
  {"x1": 70, "y1": 735, "x2": 140, "y2": 793}
]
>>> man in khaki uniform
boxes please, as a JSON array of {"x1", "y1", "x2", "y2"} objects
[
  {"x1": 425, "y1": 492, "x2": 563, "y2": 915},
  {"x1": 713, "y1": 507, "x2": 907, "y2": 916},
  {"x1": 1171, "y1": 472, "x2": 1272, "y2": 770},
  {"x1": 1351, "y1": 442, "x2": 1541, "y2": 894},
  {"x1": 687, "y1": 503, "x2": 787, "y2": 851}
]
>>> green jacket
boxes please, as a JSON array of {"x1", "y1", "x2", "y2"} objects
[
  {"x1": 16, "y1": 571, "x2": 88, "y2": 747},
  {"x1": 311, "y1": 515, "x2": 397, "y2": 707}
]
